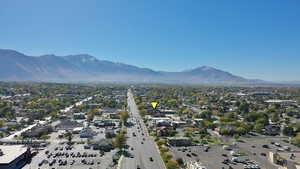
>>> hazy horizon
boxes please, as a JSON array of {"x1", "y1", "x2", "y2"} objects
[{"x1": 1, "y1": 0, "x2": 300, "y2": 81}]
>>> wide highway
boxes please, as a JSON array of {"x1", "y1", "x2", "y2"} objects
[{"x1": 121, "y1": 89, "x2": 166, "y2": 169}]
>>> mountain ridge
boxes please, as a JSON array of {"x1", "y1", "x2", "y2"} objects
[{"x1": 0, "y1": 49, "x2": 266, "y2": 84}]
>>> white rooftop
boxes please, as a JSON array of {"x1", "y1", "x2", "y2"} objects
[
  {"x1": 151, "y1": 117, "x2": 170, "y2": 120},
  {"x1": 265, "y1": 99, "x2": 295, "y2": 103},
  {"x1": 73, "y1": 127, "x2": 84, "y2": 131},
  {"x1": 0, "y1": 145, "x2": 28, "y2": 164}
]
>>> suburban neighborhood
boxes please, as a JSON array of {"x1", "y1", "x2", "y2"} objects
[{"x1": 0, "y1": 83, "x2": 299, "y2": 169}]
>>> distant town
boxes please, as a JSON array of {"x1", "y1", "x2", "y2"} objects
[{"x1": 0, "y1": 82, "x2": 299, "y2": 169}]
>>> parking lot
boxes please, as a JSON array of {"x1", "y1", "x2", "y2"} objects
[
  {"x1": 235, "y1": 137, "x2": 300, "y2": 169},
  {"x1": 23, "y1": 142, "x2": 116, "y2": 169},
  {"x1": 22, "y1": 126, "x2": 117, "y2": 169},
  {"x1": 168, "y1": 136, "x2": 300, "y2": 169},
  {"x1": 169, "y1": 136, "x2": 300, "y2": 169},
  {"x1": 170, "y1": 145, "x2": 251, "y2": 169}
]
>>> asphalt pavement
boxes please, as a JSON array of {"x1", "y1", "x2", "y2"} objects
[{"x1": 121, "y1": 89, "x2": 166, "y2": 169}]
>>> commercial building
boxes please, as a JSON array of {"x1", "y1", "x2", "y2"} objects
[
  {"x1": 79, "y1": 128, "x2": 97, "y2": 138},
  {"x1": 54, "y1": 119, "x2": 83, "y2": 131},
  {"x1": 91, "y1": 138, "x2": 113, "y2": 152},
  {"x1": 94, "y1": 120, "x2": 115, "y2": 127},
  {"x1": 167, "y1": 137, "x2": 192, "y2": 147},
  {"x1": 73, "y1": 113, "x2": 86, "y2": 120},
  {"x1": 0, "y1": 145, "x2": 31, "y2": 169}
]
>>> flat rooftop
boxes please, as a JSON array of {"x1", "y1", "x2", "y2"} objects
[
  {"x1": 265, "y1": 99, "x2": 295, "y2": 103},
  {"x1": 0, "y1": 145, "x2": 28, "y2": 164}
]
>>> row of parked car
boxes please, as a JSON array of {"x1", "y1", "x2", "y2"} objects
[
  {"x1": 38, "y1": 159, "x2": 69, "y2": 167},
  {"x1": 39, "y1": 158, "x2": 100, "y2": 167},
  {"x1": 222, "y1": 158, "x2": 261, "y2": 169},
  {"x1": 46, "y1": 151, "x2": 98, "y2": 158},
  {"x1": 53, "y1": 145, "x2": 73, "y2": 151}
]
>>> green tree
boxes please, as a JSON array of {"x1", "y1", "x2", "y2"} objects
[
  {"x1": 0, "y1": 121, "x2": 5, "y2": 128},
  {"x1": 65, "y1": 131, "x2": 73, "y2": 144},
  {"x1": 113, "y1": 132, "x2": 127, "y2": 151},
  {"x1": 49, "y1": 111, "x2": 59, "y2": 119},
  {"x1": 254, "y1": 123, "x2": 264, "y2": 133},
  {"x1": 87, "y1": 111, "x2": 95, "y2": 122},
  {"x1": 161, "y1": 153, "x2": 173, "y2": 163},
  {"x1": 238, "y1": 101, "x2": 249, "y2": 114},
  {"x1": 245, "y1": 112, "x2": 268, "y2": 123},
  {"x1": 283, "y1": 126, "x2": 295, "y2": 136},
  {"x1": 236, "y1": 127, "x2": 247, "y2": 135},
  {"x1": 159, "y1": 146, "x2": 169, "y2": 153},
  {"x1": 226, "y1": 112, "x2": 238, "y2": 121},
  {"x1": 176, "y1": 158, "x2": 184, "y2": 167},
  {"x1": 168, "y1": 99, "x2": 178, "y2": 108},
  {"x1": 292, "y1": 133, "x2": 300, "y2": 147},
  {"x1": 200, "y1": 110, "x2": 212, "y2": 120},
  {"x1": 40, "y1": 134, "x2": 50, "y2": 141},
  {"x1": 166, "y1": 160, "x2": 180, "y2": 169},
  {"x1": 120, "y1": 110, "x2": 129, "y2": 124},
  {"x1": 256, "y1": 117, "x2": 269, "y2": 126},
  {"x1": 219, "y1": 128, "x2": 231, "y2": 136},
  {"x1": 270, "y1": 113, "x2": 280, "y2": 122},
  {"x1": 156, "y1": 139, "x2": 167, "y2": 147},
  {"x1": 294, "y1": 123, "x2": 300, "y2": 133}
]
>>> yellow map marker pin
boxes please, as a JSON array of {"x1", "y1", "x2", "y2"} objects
[{"x1": 151, "y1": 101, "x2": 158, "y2": 109}]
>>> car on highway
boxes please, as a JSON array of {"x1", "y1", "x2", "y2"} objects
[
  {"x1": 149, "y1": 157, "x2": 154, "y2": 161},
  {"x1": 191, "y1": 153, "x2": 198, "y2": 157},
  {"x1": 204, "y1": 146, "x2": 210, "y2": 152},
  {"x1": 222, "y1": 154, "x2": 228, "y2": 157}
]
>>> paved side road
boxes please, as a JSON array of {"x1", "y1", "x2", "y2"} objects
[{"x1": 121, "y1": 89, "x2": 166, "y2": 169}]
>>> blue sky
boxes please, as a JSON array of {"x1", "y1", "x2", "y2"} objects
[{"x1": 0, "y1": 0, "x2": 300, "y2": 81}]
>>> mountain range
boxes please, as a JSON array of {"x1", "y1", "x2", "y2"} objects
[{"x1": 0, "y1": 49, "x2": 264, "y2": 85}]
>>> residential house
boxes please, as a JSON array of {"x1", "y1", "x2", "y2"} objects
[{"x1": 264, "y1": 125, "x2": 281, "y2": 136}]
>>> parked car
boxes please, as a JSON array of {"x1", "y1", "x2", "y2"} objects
[
  {"x1": 260, "y1": 153, "x2": 267, "y2": 156},
  {"x1": 262, "y1": 145, "x2": 269, "y2": 149}
]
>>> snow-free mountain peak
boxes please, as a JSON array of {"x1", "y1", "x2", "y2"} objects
[{"x1": 0, "y1": 49, "x2": 262, "y2": 84}]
